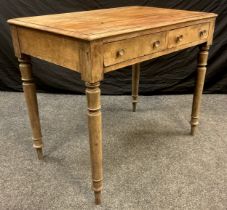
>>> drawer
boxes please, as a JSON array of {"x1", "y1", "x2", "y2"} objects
[
  {"x1": 103, "y1": 32, "x2": 167, "y2": 66},
  {"x1": 167, "y1": 23, "x2": 210, "y2": 48}
]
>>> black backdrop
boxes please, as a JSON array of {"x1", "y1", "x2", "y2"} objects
[{"x1": 0, "y1": 0, "x2": 227, "y2": 94}]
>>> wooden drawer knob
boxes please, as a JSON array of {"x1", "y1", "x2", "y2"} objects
[
  {"x1": 199, "y1": 30, "x2": 207, "y2": 38},
  {"x1": 176, "y1": 35, "x2": 184, "y2": 43},
  {"x1": 153, "y1": 40, "x2": 160, "y2": 49},
  {"x1": 116, "y1": 49, "x2": 125, "y2": 57}
]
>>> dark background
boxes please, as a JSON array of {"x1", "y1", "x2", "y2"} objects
[{"x1": 0, "y1": 0, "x2": 227, "y2": 94}]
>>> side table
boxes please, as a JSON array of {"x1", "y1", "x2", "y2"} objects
[{"x1": 8, "y1": 6, "x2": 217, "y2": 204}]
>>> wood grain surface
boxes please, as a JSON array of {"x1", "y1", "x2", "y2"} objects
[{"x1": 8, "y1": 6, "x2": 217, "y2": 40}]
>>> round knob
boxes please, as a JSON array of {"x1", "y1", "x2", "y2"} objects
[
  {"x1": 200, "y1": 30, "x2": 207, "y2": 38},
  {"x1": 153, "y1": 40, "x2": 160, "y2": 49},
  {"x1": 176, "y1": 35, "x2": 183, "y2": 43},
  {"x1": 117, "y1": 49, "x2": 125, "y2": 57}
]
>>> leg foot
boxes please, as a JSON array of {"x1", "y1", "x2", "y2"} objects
[
  {"x1": 191, "y1": 125, "x2": 197, "y2": 136},
  {"x1": 94, "y1": 191, "x2": 101, "y2": 205},
  {"x1": 36, "y1": 148, "x2": 43, "y2": 160},
  {"x1": 132, "y1": 102, "x2": 137, "y2": 112},
  {"x1": 132, "y1": 63, "x2": 140, "y2": 112},
  {"x1": 19, "y1": 55, "x2": 43, "y2": 159},
  {"x1": 190, "y1": 44, "x2": 209, "y2": 135}
]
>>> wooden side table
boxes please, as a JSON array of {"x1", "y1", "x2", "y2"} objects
[{"x1": 8, "y1": 6, "x2": 217, "y2": 204}]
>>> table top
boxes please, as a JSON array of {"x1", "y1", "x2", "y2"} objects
[{"x1": 8, "y1": 6, "x2": 217, "y2": 41}]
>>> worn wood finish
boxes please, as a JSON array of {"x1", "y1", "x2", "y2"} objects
[
  {"x1": 10, "y1": 25, "x2": 21, "y2": 57},
  {"x1": 79, "y1": 40, "x2": 104, "y2": 83},
  {"x1": 103, "y1": 38, "x2": 211, "y2": 72},
  {"x1": 102, "y1": 18, "x2": 213, "y2": 44},
  {"x1": 132, "y1": 63, "x2": 140, "y2": 112},
  {"x1": 7, "y1": 6, "x2": 217, "y2": 81},
  {"x1": 191, "y1": 44, "x2": 209, "y2": 135},
  {"x1": 167, "y1": 23, "x2": 209, "y2": 49},
  {"x1": 7, "y1": 6, "x2": 216, "y2": 41},
  {"x1": 104, "y1": 32, "x2": 166, "y2": 66},
  {"x1": 8, "y1": 6, "x2": 217, "y2": 205},
  {"x1": 18, "y1": 27, "x2": 81, "y2": 72},
  {"x1": 86, "y1": 82, "x2": 103, "y2": 204},
  {"x1": 18, "y1": 55, "x2": 43, "y2": 159}
]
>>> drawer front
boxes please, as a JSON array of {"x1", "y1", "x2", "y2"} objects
[
  {"x1": 104, "y1": 32, "x2": 167, "y2": 66},
  {"x1": 167, "y1": 23, "x2": 210, "y2": 48}
]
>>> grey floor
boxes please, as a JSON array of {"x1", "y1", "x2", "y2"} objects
[{"x1": 0, "y1": 92, "x2": 226, "y2": 210}]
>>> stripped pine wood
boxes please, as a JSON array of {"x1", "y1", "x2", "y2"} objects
[
  {"x1": 8, "y1": 6, "x2": 217, "y2": 205},
  {"x1": 167, "y1": 23, "x2": 210, "y2": 48},
  {"x1": 104, "y1": 32, "x2": 167, "y2": 66},
  {"x1": 86, "y1": 82, "x2": 103, "y2": 204},
  {"x1": 191, "y1": 44, "x2": 209, "y2": 135},
  {"x1": 8, "y1": 6, "x2": 216, "y2": 40},
  {"x1": 18, "y1": 55, "x2": 43, "y2": 159},
  {"x1": 18, "y1": 27, "x2": 81, "y2": 72}
]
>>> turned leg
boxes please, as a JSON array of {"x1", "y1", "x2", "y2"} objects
[
  {"x1": 132, "y1": 63, "x2": 140, "y2": 112},
  {"x1": 191, "y1": 44, "x2": 209, "y2": 135},
  {"x1": 86, "y1": 82, "x2": 103, "y2": 205},
  {"x1": 18, "y1": 55, "x2": 43, "y2": 159}
]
